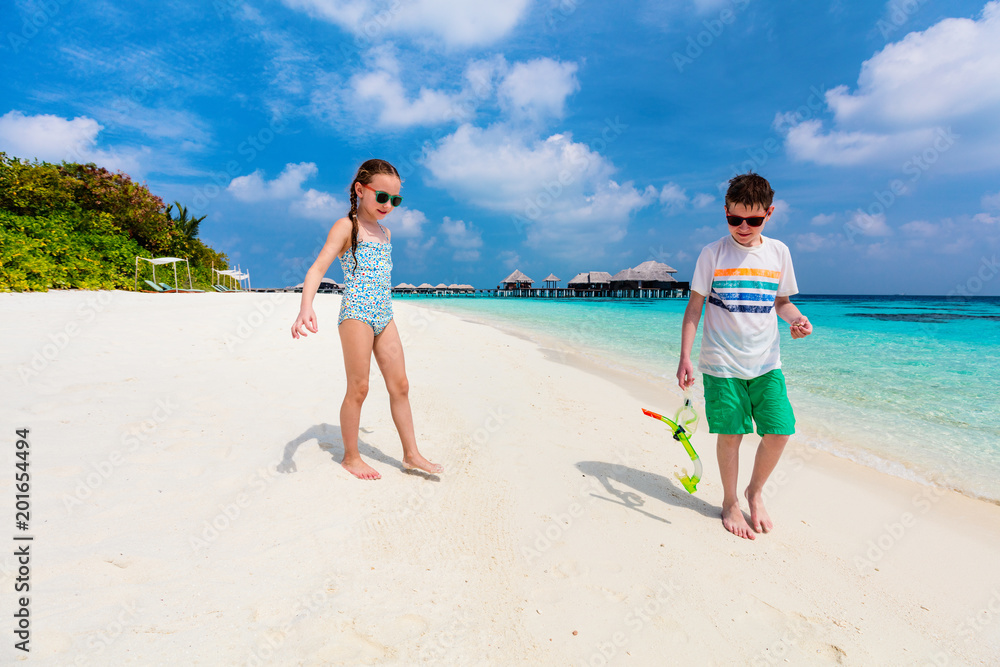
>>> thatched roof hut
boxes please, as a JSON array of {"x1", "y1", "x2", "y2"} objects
[
  {"x1": 568, "y1": 271, "x2": 612, "y2": 289},
  {"x1": 610, "y1": 260, "x2": 678, "y2": 288},
  {"x1": 416, "y1": 282, "x2": 434, "y2": 292},
  {"x1": 499, "y1": 269, "x2": 533, "y2": 289}
]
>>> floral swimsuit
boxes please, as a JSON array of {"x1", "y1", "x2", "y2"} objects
[{"x1": 337, "y1": 223, "x2": 393, "y2": 336}]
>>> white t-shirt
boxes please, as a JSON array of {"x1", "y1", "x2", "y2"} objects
[{"x1": 690, "y1": 234, "x2": 798, "y2": 380}]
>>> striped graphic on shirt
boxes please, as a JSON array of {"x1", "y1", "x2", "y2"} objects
[{"x1": 708, "y1": 267, "x2": 780, "y2": 313}]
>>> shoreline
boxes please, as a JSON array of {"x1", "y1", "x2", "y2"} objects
[
  {"x1": 412, "y1": 296, "x2": 1000, "y2": 507},
  {"x1": 3, "y1": 291, "x2": 1000, "y2": 664}
]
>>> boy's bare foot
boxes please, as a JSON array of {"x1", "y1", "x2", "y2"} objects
[
  {"x1": 745, "y1": 488, "x2": 773, "y2": 533},
  {"x1": 722, "y1": 501, "x2": 756, "y2": 540},
  {"x1": 401, "y1": 454, "x2": 443, "y2": 475},
  {"x1": 342, "y1": 457, "x2": 381, "y2": 480}
]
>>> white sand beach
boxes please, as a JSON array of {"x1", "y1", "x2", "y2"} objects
[{"x1": 2, "y1": 291, "x2": 999, "y2": 666}]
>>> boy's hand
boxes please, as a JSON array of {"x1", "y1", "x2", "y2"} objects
[
  {"x1": 790, "y1": 316, "x2": 812, "y2": 339},
  {"x1": 676, "y1": 358, "x2": 696, "y2": 390}
]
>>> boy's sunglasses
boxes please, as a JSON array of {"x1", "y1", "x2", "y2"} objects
[
  {"x1": 725, "y1": 210, "x2": 767, "y2": 227},
  {"x1": 362, "y1": 184, "x2": 403, "y2": 207}
]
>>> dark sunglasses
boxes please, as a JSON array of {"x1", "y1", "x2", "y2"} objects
[
  {"x1": 725, "y1": 210, "x2": 767, "y2": 227},
  {"x1": 362, "y1": 183, "x2": 403, "y2": 207}
]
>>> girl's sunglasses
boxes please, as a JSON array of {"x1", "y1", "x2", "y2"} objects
[
  {"x1": 725, "y1": 210, "x2": 767, "y2": 227},
  {"x1": 362, "y1": 183, "x2": 403, "y2": 207}
]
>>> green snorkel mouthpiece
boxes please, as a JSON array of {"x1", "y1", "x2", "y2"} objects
[{"x1": 641, "y1": 406, "x2": 703, "y2": 494}]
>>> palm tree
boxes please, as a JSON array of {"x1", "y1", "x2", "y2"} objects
[{"x1": 166, "y1": 201, "x2": 206, "y2": 239}]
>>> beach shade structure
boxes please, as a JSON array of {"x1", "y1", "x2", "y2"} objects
[
  {"x1": 610, "y1": 260, "x2": 678, "y2": 289},
  {"x1": 213, "y1": 268, "x2": 247, "y2": 291},
  {"x1": 543, "y1": 273, "x2": 560, "y2": 288},
  {"x1": 499, "y1": 269, "x2": 533, "y2": 289},
  {"x1": 135, "y1": 257, "x2": 194, "y2": 292},
  {"x1": 416, "y1": 282, "x2": 434, "y2": 293}
]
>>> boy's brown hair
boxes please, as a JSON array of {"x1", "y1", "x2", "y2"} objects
[{"x1": 725, "y1": 172, "x2": 774, "y2": 211}]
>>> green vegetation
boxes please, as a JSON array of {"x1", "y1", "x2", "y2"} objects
[{"x1": 0, "y1": 152, "x2": 229, "y2": 291}]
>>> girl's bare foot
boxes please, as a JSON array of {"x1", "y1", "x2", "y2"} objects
[
  {"x1": 342, "y1": 456, "x2": 381, "y2": 480},
  {"x1": 401, "y1": 453, "x2": 443, "y2": 475},
  {"x1": 722, "y1": 501, "x2": 755, "y2": 540},
  {"x1": 745, "y1": 488, "x2": 773, "y2": 533}
]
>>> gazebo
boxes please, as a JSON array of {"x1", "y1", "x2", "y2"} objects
[
  {"x1": 543, "y1": 273, "x2": 560, "y2": 288},
  {"x1": 499, "y1": 269, "x2": 533, "y2": 289},
  {"x1": 135, "y1": 256, "x2": 194, "y2": 291}
]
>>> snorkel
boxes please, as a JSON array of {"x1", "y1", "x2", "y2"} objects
[{"x1": 642, "y1": 389, "x2": 703, "y2": 493}]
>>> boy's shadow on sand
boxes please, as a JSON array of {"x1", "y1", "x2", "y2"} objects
[
  {"x1": 576, "y1": 461, "x2": 720, "y2": 524},
  {"x1": 278, "y1": 423, "x2": 429, "y2": 476}
]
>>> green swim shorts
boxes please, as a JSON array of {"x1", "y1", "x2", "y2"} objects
[{"x1": 702, "y1": 369, "x2": 795, "y2": 435}]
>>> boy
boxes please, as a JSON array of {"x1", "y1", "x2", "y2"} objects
[{"x1": 676, "y1": 173, "x2": 812, "y2": 540}]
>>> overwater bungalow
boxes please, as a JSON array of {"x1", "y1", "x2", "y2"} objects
[
  {"x1": 567, "y1": 271, "x2": 613, "y2": 297},
  {"x1": 609, "y1": 260, "x2": 688, "y2": 298}
]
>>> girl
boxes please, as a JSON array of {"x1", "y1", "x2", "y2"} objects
[{"x1": 291, "y1": 159, "x2": 442, "y2": 479}]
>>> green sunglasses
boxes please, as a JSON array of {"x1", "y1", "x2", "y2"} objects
[{"x1": 362, "y1": 183, "x2": 403, "y2": 207}]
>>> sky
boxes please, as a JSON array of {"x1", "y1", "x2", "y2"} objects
[{"x1": 2, "y1": 0, "x2": 999, "y2": 295}]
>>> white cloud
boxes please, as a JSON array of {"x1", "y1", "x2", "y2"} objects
[
  {"x1": 281, "y1": 0, "x2": 531, "y2": 48},
  {"x1": 440, "y1": 216, "x2": 483, "y2": 261},
  {"x1": 846, "y1": 210, "x2": 892, "y2": 237},
  {"x1": 498, "y1": 58, "x2": 579, "y2": 122},
  {"x1": 498, "y1": 250, "x2": 520, "y2": 269},
  {"x1": 291, "y1": 188, "x2": 346, "y2": 220},
  {"x1": 983, "y1": 190, "x2": 1000, "y2": 210},
  {"x1": 659, "y1": 185, "x2": 714, "y2": 212},
  {"x1": 659, "y1": 183, "x2": 688, "y2": 209},
  {"x1": 899, "y1": 219, "x2": 936, "y2": 237},
  {"x1": 811, "y1": 213, "x2": 837, "y2": 226},
  {"x1": 390, "y1": 207, "x2": 428, "y2": 238},
  {"x1": 692, "y1": 193, "x2": 715, "y2": 208},
  {"x1": 781, "y1": 2, "x2": 1000, "y2": 167},
  {"x1": 423, "y1": 123, "x2": 656, "y2": 253},
  {"x1": 767, "y1": 199, "x2": 790, "y2": 228},
  {"x1": 228, "y1": 162, "x2": 318, "y2": 202},
  {"x1": 0, "y1": 110, "x2": 144, "y2": 174},
  {"x1": 795, "y1": 232, "x2": 835, "y2": 253},
  {"x1": 312, "y1": 49, "x2": 501, "y2": 129}
]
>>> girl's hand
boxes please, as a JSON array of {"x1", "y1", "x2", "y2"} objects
[
  {"x1": 790, "y1": 316, "x2": 812, "y2": 339},
  {"x1": 292, "y1": 309, "x2": 318, "y2": 339},
  {"x1": 676, "y1": 358, "x2": 696, "y2": 390}
]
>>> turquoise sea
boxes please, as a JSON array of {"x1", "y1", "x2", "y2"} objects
[{"x1": 400, "y1": 294, "x2": 1000, "y2": 504}]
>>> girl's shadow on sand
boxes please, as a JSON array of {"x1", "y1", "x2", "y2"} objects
[
  {"x1": 277, "y1": 423, "x2": 409, "y2": 474},
  {"x1": 576, "y1": 460, "x2": 720, "y2": 524}
]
